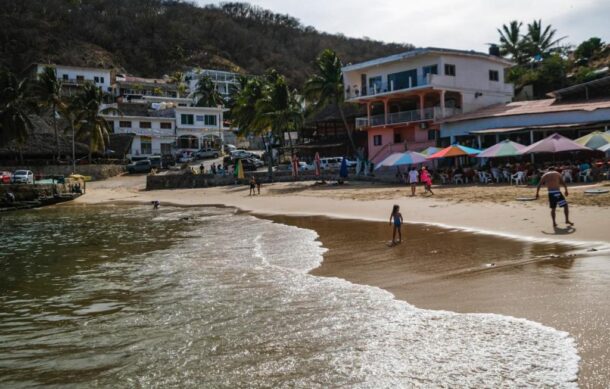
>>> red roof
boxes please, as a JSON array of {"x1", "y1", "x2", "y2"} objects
[{"x1": 443, "y1": 98, "x2": 610, "y2": 124}]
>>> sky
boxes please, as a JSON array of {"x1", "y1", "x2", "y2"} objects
[{"x1": 198, "y1": 0, "x2": 610, "y2": 52}]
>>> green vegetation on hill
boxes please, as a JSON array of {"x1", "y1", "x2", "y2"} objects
[{"x1": 0, "y1": 1, "x2": 411, "y2": 86}]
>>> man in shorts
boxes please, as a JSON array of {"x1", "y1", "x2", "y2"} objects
[
  {"x1": 408, "y1": 167, "x2": 419, "y2": 196},
  {"x1": 535, "y1": 167, "x2": 573, "y2": 227}
]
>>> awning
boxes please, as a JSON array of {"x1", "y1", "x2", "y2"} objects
[{"x1": 469, "y1": 122, "x2": 606, "y2": 135}]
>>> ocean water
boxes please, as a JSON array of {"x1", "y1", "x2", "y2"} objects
[{"x1": 0, "y1": 205, "x2": 579, "y2": 387}]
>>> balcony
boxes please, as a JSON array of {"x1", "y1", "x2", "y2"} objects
[
  {"x1": 355, "y1": 107, "x2": 461, "y2": 129},
  {"x1": 346, "y1": 75, "x2": 430, "y2": 100}
]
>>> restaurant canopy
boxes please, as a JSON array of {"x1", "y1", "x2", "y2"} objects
[
  {"x1": 521, "y1": 133, "x2": 590, "y2": 154},
  {"x1": 427, "y1": 144, "x2": 481, "y2": 159},
  {"x1": 477, "y1": 139, "x2": 526, "y2": 158}
]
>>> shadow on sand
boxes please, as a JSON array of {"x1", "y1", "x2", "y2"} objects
[{"x1": 542, "y1": 226, "x2": 576, "y2": 235}]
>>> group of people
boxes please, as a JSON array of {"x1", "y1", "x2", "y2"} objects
[
  {"x1": 398, "y1": 166, "x2": 434, "y2": 196},
  {"x1": 198, "y1": 162, "x2": 228, "y2": 176},
  {"x1": 249, "y1": 176, "x2": 261, "y2": 196}
]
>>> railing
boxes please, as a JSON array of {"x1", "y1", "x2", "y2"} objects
[
  {"x1": 355, "y1": 107, "x2": 462, "y2": 129},
  {"x1": 346, "y1": 74, "x2": 430, "y2": 100}
]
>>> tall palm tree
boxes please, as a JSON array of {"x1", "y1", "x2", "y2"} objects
[
  {"x1": 73, "y1": 83, "x2": 116, "y2": 162},
  {"x1": 304, "y1": 49, "x2": 359, "y2": 158},
  {"x1": 169, "y1": 71, "x2": 187, "y2": 98},
  {"x1": 34, "y1": 66, "x2": 64, "y2": 160},
  {"x1": 0, "y1": 69, "x2": 36, "y2": 154},
  {"x1": 497, "y1": 21, "x2": 527, "y2": 64},
  {"x1": 194, "y1": 75, "x2": 224, "y2": 107},
  {"x1": 525, "y1": 20, "x2": 566, "y2": 59}
]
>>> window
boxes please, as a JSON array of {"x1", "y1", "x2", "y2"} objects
[
  {"x1": 387, "y1": 69, "x2": 417, "y2": 90},
  {"x1": 140, "y1": 121, "x2": 151, "y2": 129},
  {"x1": 489, "y1": 70, "x2": 499, "y2": 82},
  {"x1": 119, "y1": 121, "x2": 132, "y2": 128},
  {"x1": 428, "y1": 130, "x2": 437, "y2": 141},
  {"x1": 422, "y1": 65, "x2": 438, "y2": 77},
  {"x1": 76, "y1": 75, "x2": 84, "y2": 83},
  {"x1": 161, "y1": 143, "x2": 173, "y2": 155},
  {"x1": 181, "y1": 114, "x2": 194, "y2": 125},
  {"x1": 160, "y1": 122, "x2": 172, "y2": 129},
  {"x1": 62, "y1": 74, "x2": 68, "y2": 80},
  {"x1": 368, "y1": 76, "x2": 382, "y2": 94},
  {"x1": 94, "y1": 76, "x2": 100, "y2": 83},
  {"x1": 444, "y1": 64, "x2": 456, "y2": 76},
  {"x1": 204, "y1": 115, "x2": 217, "y2": 126},
  {"x1": 140, "y1": 136, "x2": 152, "y2": 155},
  {"x1": 394, "y1": 133, "x2": 402, "y2": 143},
  {"x1": 100, "y1": 76, "x2": 105, "y2": 83},
  {"x1": 196, "y1": 115, "x2": 204, "y2": 122},
  {"x1": 373, "y1": 135, "x2": 382, "y2": 146}
]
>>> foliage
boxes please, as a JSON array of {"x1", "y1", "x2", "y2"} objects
[
  {"x1": 574, "y1": 37, "x2": 605, "y2": 62},
  {"x1": 523, "y1": 20, "x2": 566, "y2": 59},
  {"x1": 72, "y1": 83, "x2": 116, "y2": 160},
  {"x1": 0, "y1": 68, "x2": 36, "y2": 146},
  {"x1": 194, "y1": 76, "x2": 224, "y2": 107},
  {"x1": 33, "y1": 66, "x2": 64, "y2": 159},
  {"x1": 497, "y1": 21, "x2": 527, "y2": 65},
  {"x1": 0, "y1": 0, "x2": 410, "y2": 87}
]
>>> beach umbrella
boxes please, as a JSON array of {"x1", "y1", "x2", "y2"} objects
[
  {"x1": 574, "y1": 131, "x2": 610, "y2": 150},
  {"x1": 339, "y1": 157, "x2": 348, "y2": 178},
  {"x1": 314, "y1": 152, "x2": 321, "y2": 177},
  {"x1": 521, "y1": 133, "x2": 590, "y2": 154},
  {"x1": 477, "y1": 139, "x2": 527, "y2": 158},
  {"x1": 419, "y1": 146, "x2": 442, "y2": 156},
  {"x1": 375, "y1": 151, "x2": 428, "y2": 169},
  {"x1": 427, "y1": 144, "x2": 481, "y2": 159},
  {"x1": 235, "y1": 159, "x2": 245, "y2": 179},
  {"x1": 598, "y1": 143, "x2": 610, "y2": 153}
]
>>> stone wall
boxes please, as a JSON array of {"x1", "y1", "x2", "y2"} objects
[
  {"x1": 0, "y1": 183, "x2": 71, "y2": 202},
  {"x1": 0, "y1": 164, "x2": 125, "y2": 180}
]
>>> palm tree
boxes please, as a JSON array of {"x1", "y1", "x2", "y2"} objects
[
  {"x1": 0, "y1": 69, "x2": 36, "y2": 156},
  {"x1": 169, "y1": 71, "x2": 187, "y2": 98},
  {"x1": 497, "y1": 21, "x2": 527, "y2": 64},
  {"x1": 59, "y1": 95, "x2": 83, "y2": 171},
  {"x1": 73, "y1": 83, "x2": 116, "y2": 162},
  {"x1": 524, "y1": 20, "x2": 566, "y2": 59},
  {"x1": 34, "y1": 66, "x2": 64, "y2": 160},
  {"x1": 194, "y1": 76, "x2": 224, "y2": 107},
  {"x1": 304, "y1": 49, "x2": 359, "y2": 158}
]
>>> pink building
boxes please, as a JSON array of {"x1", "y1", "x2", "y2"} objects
[{"x1": 341, "y1": 47, "x2": 514, "y2": 164}]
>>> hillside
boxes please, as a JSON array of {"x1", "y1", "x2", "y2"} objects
[{"x1": 0, "y1": 1, "x2": 412, "y2": 86}]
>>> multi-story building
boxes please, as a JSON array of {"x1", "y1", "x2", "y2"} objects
[
  {"x1": 341, "y1": 47, "x2": 514, "y2": 163},
  {"x1": 115, "y1": 75, "x2": 182, "y2": 100},
  {"x1": 175, "y1": 106, "x2": 229, "y2": 153},
  {"x1": 36, "y1": 64, "x2": 114, "y2": 94},
  {"x1": 186, "y1": 69, "x2": 241, "y2": 98}
]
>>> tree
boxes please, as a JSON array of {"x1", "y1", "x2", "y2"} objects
[
  {"x1": 194, "y1": 76, "x2": 224, "y2": 107},
  {"x1": 574, "y1": 37, "x2": 605, "y2": 62},
  {"x1": 34, "y1": 66, "x2": 64, "y2": 160},
  {"x1": 73, "y1": 83, "x2": 116, "y2": 162},
  {"x1": 497, "y1": 21, "x2": 527, "y2": 64},
  {"x1": 0, "y1": 69, "x2": 36, "y2": 152},
  {"x1": 169, "y1": 71, "x2": 187, "y2": 98},
  {"x1": 524, "y1": 20, "x2": 566, "y2": 59},
  {"x1": 304, "y1": 49, "x2": 359, "y2": 157}
]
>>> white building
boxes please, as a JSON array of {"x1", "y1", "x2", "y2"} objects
[
  {"x1": 37, "y1": 64, "x2": 113, "y2": 94},
  {"x1": 186, "y1": 69, "x2": 241, "y2": 98},
  {"x1": 341, "y1": 47, "x2": 514, "y2": 163},
  {"x1": 175, "y1": 106, "x2": 229, "y2": 152},
  {"x1": 105, "y1": 114, "x2": 176, "y2": 157}
]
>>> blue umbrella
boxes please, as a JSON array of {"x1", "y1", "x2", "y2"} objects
[{"x1": 339, "y1": 157, "x2": 348, "y2": 178}]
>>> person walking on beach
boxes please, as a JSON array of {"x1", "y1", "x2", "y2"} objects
[
  {"x1": 420, "y1": 166, "x2": 434, "y2": 195},
  {"x1": 256, "y1": 177, "x2": 261, "y2": 195},
  {"x1": 199, "y1": 163, "x2": 205, "y2": 175},
  {"x1": 389, "y1": 204, "x2": 403, "y2": 246},
  {"x1": 249, "y1": 176, "x2": 256, "y2": 196},
  {"x1": 535, "y1": 167, "x2": 573, "y2": 228},
  {"x1": 408, "y1": 167, "x2": 419, "y2": 196}
]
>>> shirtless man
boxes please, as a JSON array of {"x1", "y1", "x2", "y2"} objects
[{"x1": 535, "y1": 167, "x2": 573, "y2": 227}]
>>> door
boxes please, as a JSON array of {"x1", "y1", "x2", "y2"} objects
[
  {"x1": 388, "y1": 69, "x2": 417, "y2": 90},
  {"x1": 360, "y1": 74, "x2": 367, "y2": 96}
]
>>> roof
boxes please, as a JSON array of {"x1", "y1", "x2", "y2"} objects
[
  {"x1": 469, "y1": 122, "x2": 605, "y2": 134},
  {"x1": 305, "y1": 104, "x2": 364, "y2": 124},
  {"x1": 547, "y1": 76, "x2": 610, "y2": 100},
  {"x1": 0, "y1": 133, "x2": 89, "y2": 157},
  {"x1": 342, "y1": 47, "x2": 513, "y2": 72},
  {"x1": 37, "y1": 63, "x2": 113, "y2": 73},
  {"x1": 443, "y1": 98, "x2": 610, "y2": 124}
]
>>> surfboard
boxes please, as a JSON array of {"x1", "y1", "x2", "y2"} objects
[
  {"x1": 584, "y1": 189, "x2": 609, "y2": 195},
  {"x1": 515, "y1": 196, "x2": 537, "y2": 201}
]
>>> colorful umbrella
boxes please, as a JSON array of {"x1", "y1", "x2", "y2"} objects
[
  {"x1": 521, "y1": 133, "x2": 590, "y2": 154},
  {"x1": 598, "y1": 143, "x2": 610, "y2": 153},
  {"x1": 477, "y1": 139, "x2": 527, "y2": 158},
  {"x1": 236, "y1": 159, "x2": 245, "y2": 179},
  {"x1": 375, "y1": 151, "x2": 428, "y2": 169},
  {"x1": 574, "y1": 131, "x2": 610, "y2": 150},
  {"x1": 339, "y1": 157, "x2": 348, "y2": 178},
  {"x1": 427, "y1": 144, "x2": 481, "y2": 159},
  {"x1": 314, "y1": 152, "x2": 321, "y2": 177},
  {"x1": 419, "y1": 146, "x2": 442, "y2": 156}
]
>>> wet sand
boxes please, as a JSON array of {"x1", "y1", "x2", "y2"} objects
[{"x1": 269, "y1": 215, "x2": 610, "y2": 388}]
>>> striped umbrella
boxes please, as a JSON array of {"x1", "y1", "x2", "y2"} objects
[
  {"x1": 477, "y1": 139, "x2": 526, "y2": 158},
  {"x1": 574, "y1": 131, "x2": 610, "y2": 149},
  {"x1": 521, "y1": 133, "x2": 590, "y2": 154},
  {"x1": 427, "y1": 144, "x2": 481, "y2": 159},
  {"x1": 419, "y1": 146, "x2": 442, "y2": 156},
  {"x1": 314, "y1": 152, "x2": 321, "y2": 177},
  {"x1": 375, "y1": 151, "x2": 428, "y2": 169}
]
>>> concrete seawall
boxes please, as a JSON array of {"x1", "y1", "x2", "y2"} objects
[{"x1": 0, "y1": 165, "x2": 125, "y2": 180}]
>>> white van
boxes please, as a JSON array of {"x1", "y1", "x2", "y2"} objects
[{"x1": 305, "y1": 157, "x2": 342, "y2": 171}]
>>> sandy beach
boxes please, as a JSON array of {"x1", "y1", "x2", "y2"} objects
[{"x1": 74, "y1": 175, "x2": 610, "y2": 386}]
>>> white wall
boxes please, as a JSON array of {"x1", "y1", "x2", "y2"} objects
[
  {"x1": 105, "y1": 116, "x2": 175, "y2": 156},
  {"x1": 38, "y1": 65, "x2": 113, "y2": 93}
]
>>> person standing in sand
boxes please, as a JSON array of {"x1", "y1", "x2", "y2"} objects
[
  {"x1": 408, "y1": 167, "x2": 419, "y2": 196},
  {"x1": 420, "y1": 166, "x2": 434, "y2": 195},
  {"x1": 389, "y1": 204, "x2": 403, "y2": 245},
  {"x1": 535, "y1": 167, "x2": 574, "y2": 228},
  {"x1": 249, "y1": 176, "x2": 256, "y2": 196}
]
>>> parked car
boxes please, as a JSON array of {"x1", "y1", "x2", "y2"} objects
[
  {"x1": 196, "y1": 148, "x2": 221, "y2": 159},
  {"x1": 230, "y1": 149, "x2": 256, "y2": 159},
  {"x1": 304, "y1": 157, "x2": 342, "y2": 171},
  {"x1": 178, "y1": 152, "x2": 194, "y2": 163},
  {"x1": 223, "y1": 144, "x2": 237, "y2": 153},
  {"x1": 162, "y1": 154, "x2": 176, "y2": 168},
  {"x1": 12, "y1": 170, "x2": 34, "y2": 184},
  {"x1": 240, "y1": 158, "x2": 261, "y2": 171},
  {"x1": 0, "y1": 171, "x2": 12, "y2": 184},
  {"x1": 148, "y1": 156, "x2": 162, "y2": 170},
  {"x1": 343, "y1": 158, "x2": 357, "y2": 167},
  {"x1": 127, "y1": 160, "x2": 152, "y2": 174}
]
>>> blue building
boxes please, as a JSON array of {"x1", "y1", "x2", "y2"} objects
[{"x1": 440, "y1": 76, "x2": 610, "y2": 148}]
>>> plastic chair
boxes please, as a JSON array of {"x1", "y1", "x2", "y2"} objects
[
  {"x1": 511, "y1": 171, "x2": 525, "y2": 185},
  {"x1": 562, "y1": 170, "x2": 573, "y2": 183},
  {"x1": 491, "y1": 170, "x2": 502, "y2": 183},
  {"x1": 579, "y1": 169, "x2": 592, "y2": 182},
  {"x1": 439, "y1": 173, "x2": 449, "y2": 184},
  {"x1": 502, "y1": 170, "x2": 511, "y2": 182},
  {"x1": 479, "y1": 171, "x2": 492, "y2": 184},
  {"x1": 452, "y1": 174, "x2": 464, "y2": 184}
]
